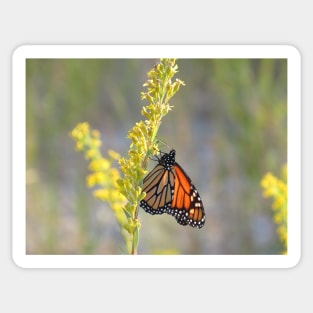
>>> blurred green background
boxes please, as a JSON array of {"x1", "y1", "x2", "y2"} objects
[{"x1": 26, "y1": 58, "x2": 287, "y2": 255}]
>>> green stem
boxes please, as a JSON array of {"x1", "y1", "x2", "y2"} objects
[{"x1": 131, "y1": 232, "x2": 136, "y2": 255}]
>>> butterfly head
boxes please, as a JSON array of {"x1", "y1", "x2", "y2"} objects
[{"x1": 159, "y1": 149, "x2": 176, "y2": 170}]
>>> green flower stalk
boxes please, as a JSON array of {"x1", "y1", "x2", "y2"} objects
[
  {"x1": 117, "y1": 58, "x2": 185, "y2": 254},
  {"x1": 71, "y1": 59, "x2": 185, "y2": 255},
  {"x1": 261, "y1": 164, "x2": 288, "y2": 254}
]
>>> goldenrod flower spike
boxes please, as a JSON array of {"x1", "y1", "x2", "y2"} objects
[{"x1": 261, "y1": 164, "x2": 288, "y2": 254}]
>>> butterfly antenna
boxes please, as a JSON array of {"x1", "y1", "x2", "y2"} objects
[{"x1": 155, "y1": 136, "x2": 172, "y2": 151}]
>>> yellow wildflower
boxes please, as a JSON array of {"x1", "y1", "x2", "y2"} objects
[
  {"x1": 91, "y1": 129, "x2": 100, "y2": 138},
  {"x1": 89, "y1": 158, "x2": 110, "y2": 172},
  {"x1": 108, "y1": 149, "x2": 121, "y2": 160},
  {"x1": 85, "y1": 148, "x2": 97, "y2": 160},
  {"x1": 93, "y1": 189, "x2": 110, "y2": 201},
  {"x1": 260, "y1": 164, "x2": 288, "y2": 254}
]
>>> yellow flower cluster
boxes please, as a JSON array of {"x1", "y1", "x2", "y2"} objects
[
  {"x1": 70, "y1": 122, "x2": 102, "y2": 158},
  {"x1": 70, "y1": 122, "x2": 127, "y2": 230},
  {"x1": 260, "y1": 164, "x2": 288, "y2": 254}
]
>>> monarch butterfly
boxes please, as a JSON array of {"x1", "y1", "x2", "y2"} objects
[{"x1": 140, "y1": 149, "x2": 205, "y2": 228}]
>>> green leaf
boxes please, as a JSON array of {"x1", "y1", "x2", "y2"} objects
[{"x1": 123, "y1": 207, "x2": 132, "y2": 219}]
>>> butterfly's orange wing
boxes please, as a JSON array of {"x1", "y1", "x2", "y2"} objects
[{"x1": 168, "y1": 163, "x2": 205, "y2": 228}]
